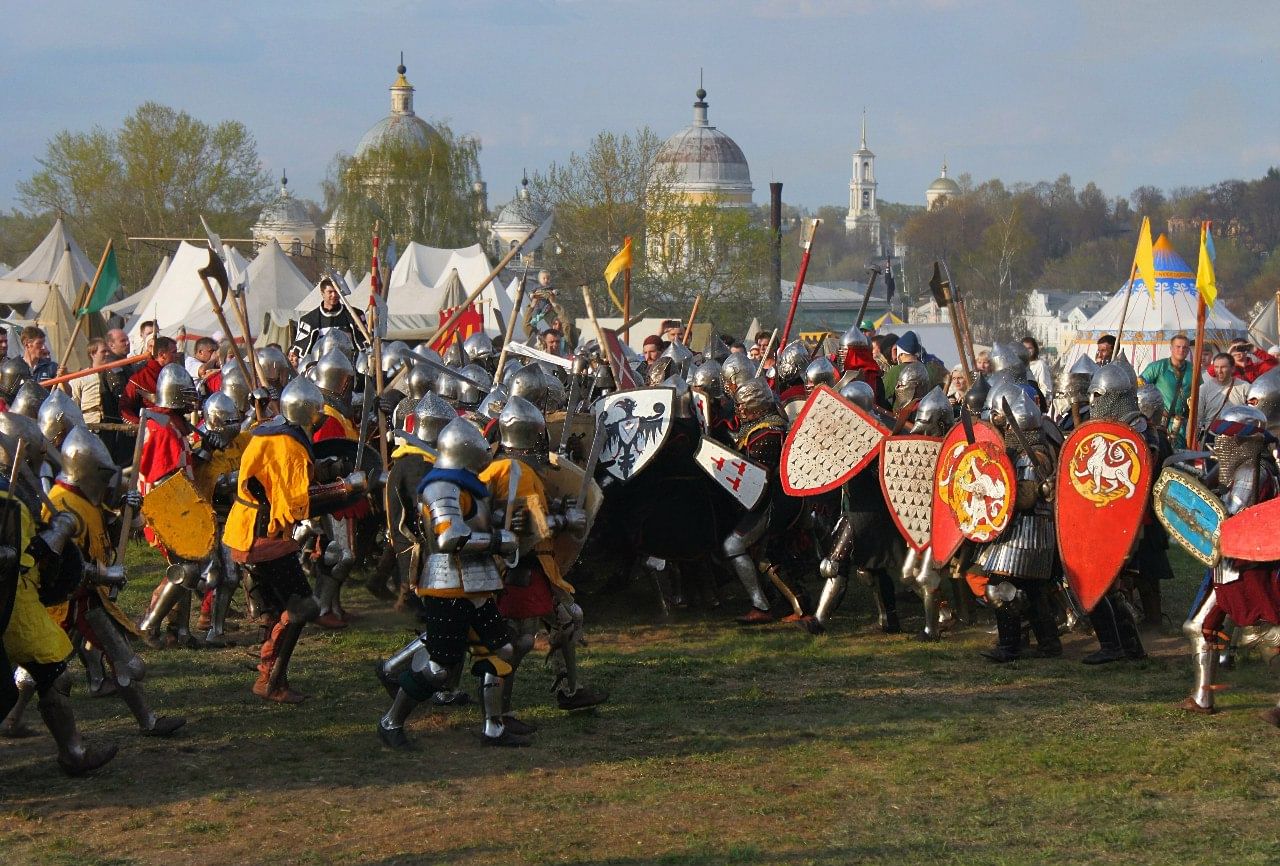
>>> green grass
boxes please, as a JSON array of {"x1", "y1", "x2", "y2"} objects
[{"x1": 2, "y1": 544, "x2": 1279, "y2": 865}]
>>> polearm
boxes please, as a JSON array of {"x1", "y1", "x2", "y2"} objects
[
  {"x1": 779, "y1": 218, "x2": 821, "y2": 347},
  {"x1": 115, "y1": 408, "x2": 150, "y2": 568},
  {"x1": 852, "y1": 265, "x2": 882, "y2": 334},
  {"x1": 940, "y1": 260, "x2": 978, "y2": 374},
  {"x1": 228, "y1": 281, "x2": 266, "y2": 388},
  {"x1": 58, "y1": 238, "x2": 113, "y2": 376},
  {"x1": 930, "y1": 261, "x2": 972, "y2": 381},
  {"x1": 682, "y1": 295, "x2": 702, "y2": 346},
  {"x1": 194, "y1": 245, "x2": 254, "y2": 388},
  {"x1": 581, "y1": 284, "x2": 617, "y2": 379},
  {"x1": 424, "y1": 219, "x2": 547, "y2": 345},
  {"x1": 493, "y1": 270, "x2": 529, "y2": 378},
  {"x1": 42, "y1": 353, "x2": 149, "y2": 388}
]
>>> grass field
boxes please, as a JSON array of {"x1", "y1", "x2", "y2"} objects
[{"x1": 2, "y1": 543, "x2": 1279, "y2": 866}]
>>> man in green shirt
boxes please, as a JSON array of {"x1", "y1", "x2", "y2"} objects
[{"x1": 1139, "y1": 333, "x2": 1193, "y2": 448}]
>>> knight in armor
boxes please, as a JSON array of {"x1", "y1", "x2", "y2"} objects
[
  {"x1": 1247, "y1": 368, "x2": 1280, "y2": 452},
  {"x1": 691, "y1": 360, "x2": 735, "y2": 444},
  {"x1": 135, "y1": 364, "x2": 205, "y2": 648},
  {"x1": 36, "y1": 427, "x2": 186, "y2": 737},
  {"x1": 0, "y1": 357, "x2": 32, "y2": 411},
  {"x1": 723, "y1": 378, "x2": 807, "y2": 625},
  {"x1": 223, "y1": 376, "x2": 370, "y2": 703},
  {"x1": 835, "y1": 322, "x2": 885, "y2": 407},
  {"x1": 0, "y1": 427, "x2": 118, "y2": 775},
  {"x1": 482, "y1": 396, "x2": 607, "y2": 716},
  {"x1": 772, "y1": 340, "x2": 811, "y2": 420},
  {"x1": 1078, "y1": 364, "x2": 1154, "y2": 664},
  {"x1": 192, "y1": 393, "x2": 251, "y2": 644},
  {"x1": 375, "y1": 418, "x2": 526, "y2": 748},
  {"x1": 898, "y1": 386, "x2": 956, "y2": 640},
  {"x1": 1054, "y1": 356, "x2": 1098, "y2": 430},
  {"x1": 382, "y1": 392, "x2": 452, "y2": 602},
  {"x1": 970, "y1": 383, "x2": 1062, "y2": 662},
  {"x1": 1177, "y1": 405, "x2": 1280, "y2": 722},
  {"x1": 463, "y1": 333, "x2": 499, "y2": 376}
]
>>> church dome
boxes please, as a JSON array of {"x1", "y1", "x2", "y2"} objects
[
  {"x1": 256, "y1": 171, "x2": 315, "y2": 232},
  {"x1": 655, "y1": 87, "x2": 752, "y2": 205},
  {"x1": 927, "y1": 161, "x2": 961, "y2": 196},
  {"x1": 493, "y1": 173, "x2": 548, "y2": 232},
  {"x1": 355, "y1": 58, "x2": 443, "y2": 157}
]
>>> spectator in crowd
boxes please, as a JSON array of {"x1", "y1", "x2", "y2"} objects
[
  {"x1": 21, "y1": 326, "x2": 58, "y2": 383},
  {"x1": 1227, "y1": 340, "x2": 1278, "y2": 383},
  {"x1": 642, "y1": 335, "x2": 663, "y2": 365},
  {"x1": 0, "y1": 326, "x2": 9, "y2": 358},
  {"x1": 136, "y1": 320, "x2": 157, "y2": 355},
  {"x1": 185, "y1": 337, "x2": 218, "y2": 381},
  {"x1": 872, "y1": 333, "x2": 898, "y2": 371},
  {"x1": 1022, "y1": 335, "x2": 1055, "y2": 400},
  {"x1": 70, "y1": 338, "x2": 110, "y2": 424},
  {"x1": 1140, "y1": 333, "x2": 1194, "y2": 448},
  {"x1": 1095, "y1": 334, "x2": 1116, "y2": 365},
  {"x1": 946, "y1": 365, "x2": 970, "y2": 406},
  {"x1": 1196, "y1": 352, "x2": 1250, "y2": 434},
  {"x1": 541, "y1": 328, "x2": 566, "y2": 359},
  {"x1": 884, "y1": 330, "x2": 946, "y2": 395},
  {"x1": 287, "y1": 345, "x2": 302, "y2": 371},
  {"x1": 975, "y1": 349, "x2": 992, "y2": 374},
  {"x1": 661, "y1": 320, "x2": 684, "y2": 345},
  {"x1": 752, "y1": 331, "x2": 771, "y2": 360},
  {"x1": 120, "y1": 336, "x2": 177, "y2": 423}
]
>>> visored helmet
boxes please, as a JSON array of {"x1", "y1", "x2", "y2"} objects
[
  {"x1": 154, "y1": 364, "x2": 199, "y2": 411},
  {"x1": 9, "y1": 381, "x2": 48, "y2": 418},
  {"x1": 462, "y1": 332, "x2": 496, "y2": 363},
  {"x1": 220, "y1": 361, "x2": 251, "y2": 414},
  {"x1": 316, "y1": 328, "x2": 355, "y2": 361},
  {"x1": 839, "y1": 379, "x2": 875, "y2": 412},
  {"x1": 456, "y1": 364, "x2": 492, "y2": 409},
  {"x1": 498, "y1": 394, "x2": 548, "y2": 463},
  {"x1": 202, "y1": 391, "x2": 243, "y2": 435},
  {"x1": 310, "y1": 348, "x2": 355, "y2": 403},
  {"x1": 256, "y1": 345, "x2": 291, "y2": 390},
  {"x1": 721, "y1": 352, "x2": 754, "y2": 393},
  {"x1": 910, "y1": 385, "x2": 953, "y2": 436},
  {"x1": 775, "y1": 340, "x2": 809, "y2": 385},
  {"x1": 1246, "y1": 367, "x2": 1280, "y2": 436},
  {"x1": 804, "y1": 356, "x2": 838, "y2": 390},
  {"x1": 691, "y1": 360, "x2": 725, "y2": 400},
  {"x1": 0, "y1": 358, "x2": 31, "y2": 402},
  {"x1": 38, "y1": 389, "x2": 84, "y2": 448},
  {"x1": 894, "y1": 362, "x2": 930, "y2": 411},
  {"x1": 508, "y1": 363, "x2": 548, "y2": 408},
  {"x1": 733, "y1": 376, "x2": 776, "y2": 421}
]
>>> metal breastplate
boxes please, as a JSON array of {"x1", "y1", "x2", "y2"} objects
[{"x1": 419, "y1": 482, "x2": 502, "y2": 593}]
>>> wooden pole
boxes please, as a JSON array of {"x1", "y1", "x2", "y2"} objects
[
  {"x1": 943, "y1": 282, "x2": 972, "y2": 382},
  {"x1": 425, "y1": 223, "x2": 542, "y2": 344},
  {"x1": 42, "y1": 352, "x2": 149, "y2": 387},
  {"x1": 369, "y1": 306, "x2": 390, "y2": 470},
  {"x1": 1186, "y1": 295, "x2": 1208, "y2": 449},
  {"x1": 197, "y1": 274, "x2": 253, "y2": 388},
  {"x1": 779, "y1": 218, "x2": 821, "y2": 347},
  {"x1": 115, "y1": 408, "x2": 149, "y2": 567},
  {"x1": 228, "y1": 287, "x2": 266, "y2": 387},
  {"x1": 682, "y1": 295, "x2": 702, "y2": 346},
  {"x1": 622, "y1": 264, "x2": 632, "y2": 344},
  {"x1": 582, "y1": 285, "x2": 616, "y2": 375},
  {"x1": 1116, "y1": 264, "x2": 1139, "y2": 359},
  {"x1": 493, "y1": 272, "x2": 528, "y2": 378},
  {"x1": 57, "y1": 239, "x2": 113, "y2": 374}
]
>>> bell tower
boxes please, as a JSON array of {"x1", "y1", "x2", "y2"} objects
[{"x1": 844, "y1": 110, "x2": 881, "y2": 253}]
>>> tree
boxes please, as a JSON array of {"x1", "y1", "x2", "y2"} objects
[
  {"x1": 19, "y1": 102, "x2": 271, "y2": 290},
  {"x1": 530, "y1": 128, "x2": 772, "y2": 337},
  {"x1": 324, "y1": 123, "x2": 483, "y2": 269}
]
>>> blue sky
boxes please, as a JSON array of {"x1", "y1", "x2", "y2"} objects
[{"x1": 2, "y1": 0, "x2": 1277, "y2": 215}]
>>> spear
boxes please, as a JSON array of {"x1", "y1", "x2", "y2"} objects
[{"x1": 779, "y1": 218, "x2": 821, "y2": 347}]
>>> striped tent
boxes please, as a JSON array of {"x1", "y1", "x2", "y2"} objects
[{"x1": 1061, "y1": 234, "x2": 1248, "y2": 371}]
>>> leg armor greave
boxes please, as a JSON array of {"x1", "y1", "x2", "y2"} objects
[
  {"x1": 813, "y1": 571, "x2": 847, "y2": 626},
  {"x1": 724, "y1": 507, "x2": 771, "y2": 612},
  {"x1": 1183, "y1": 580, "x2": 1220, "y2": 711},
  {"x1": 84, "y1": 606, "x2": 146, "y2": 687},
  {"x1": 480, "y1": 671, "x2": 506, "y2": 738},
  {"x1": 139, "y1": 563, "x2": 201, "y2": 639}
]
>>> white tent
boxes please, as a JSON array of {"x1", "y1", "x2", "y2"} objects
[
  {"x1": 181, "y1": 240, "x2": 312, "y2": 341},
  {"x1": 126, "y1": 242, "x2": 251, "y2": 345},
  {"x1": 1060, "y1": 234, "x2": 1249, "y2": 373},
  {"x1": 291, "y1": 242, "x2": 517, "y2": 341},
  {"x1": 0, "y1": 218, "x2": 96, "y2": 315},
  {"x1": 1249, "y1": 296, "x2": 1280, "y2": 349},
  {"x1": 35, "y1": 247, "x2": 91, "y2": 371},
  {"x1": 104, "y1": 254, "x2": 170, "y2": 321}
]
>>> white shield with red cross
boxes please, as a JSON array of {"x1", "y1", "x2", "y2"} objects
[{"x1": 694, "y1": 435, "x2": 769, "y2": 511}]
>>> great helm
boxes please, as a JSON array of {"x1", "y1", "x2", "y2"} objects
[
  {"x1": 412, "y1": 391, "x2": 455, "y2": 446},
  {"x1": 434, "y1": 416, "x2": 492, "y2": 473},
  {"x1": 38, "y1": 389, "x2": 84, "y2": 448},
  {"x1": 9, "y1": 381, "x2": 48, "y2": 418},
  {"x1": 154, "y1": 364, "x2": 199, "y2": 411},
  {"x1": 910, "y1": 386, "x2": 953, "y2": 436},
  {"x1": 691, "y1": 360, "x2": 726, "y2": 400},
  {"x1": 57, "y1": 425, "x2": 120, "y2": 507},
  {"x1": 310, "y1": 348, "x2": 355, "y2": 403},
  {"x1": 804, "y1": 356, "x2": 838, "y2": 391},
  {"x1": 279, "y1": 375, "x2": 325, "y2": 433},
  {"x1": 498, "y1": 395, "x2": 548, "y2": 462}
]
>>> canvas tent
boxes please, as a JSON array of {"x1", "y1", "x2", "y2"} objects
[
  {"x1": 0, "y1": 218, "x2": 96, "y2": 316},
  {"x1": 179, "y1": 240, "x2": 312, "y2": 342},
  {"x1": 103, "y1": 254, "x2": 170, "y2": 321},
  {"x1": 1248, "y1": 295, "x2": 1280, "y2": 349},
  {"x1": 34, "y1": 247, "x2": 92, "y2": 371},
  {"x1": 125, "y1": 242, "x2": 251, "y2": 345},
  {"x1": 1060, "y1": 234, "x2": 1248, "y2": 372},
  {"x1": 289, "y1": 242, "x2": 520, "y2": 341}
]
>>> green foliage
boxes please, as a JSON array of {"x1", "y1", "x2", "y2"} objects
[
  {"x1": 324, "y1": 122, "x2": 483, "y2": 267},
  {"x1": 17, "y1": 101, "x2": 271, "y2": 290}
]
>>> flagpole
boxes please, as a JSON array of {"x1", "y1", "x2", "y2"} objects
[
  {"x1": 58, "y1": 239, "x2": 113, "y2": 375},
  {"x1": 1187, "y1": 295, "x2": 1207, "y2": 449},
  {"x1": 1116, "y1": 263, "x2": 1138, "y2": 359},
  {"x1": 622, "y1": 261, "x2": 632, "y2": 345}
]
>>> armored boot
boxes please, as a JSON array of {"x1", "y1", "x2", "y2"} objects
[
  {"x1": 139, "y1": 563, "x2": 199, "y2": 648},
  {"x1": 37, "y1": 674, "x2": 117, "y2": 777},
  {"x1": 982, "y1": 607, "x2": 1024, "y2": 663},
  {"x1": 480, "y1": 673, "x2": 530, "y2": 747},
  {"x1": 207, "y1": 570, "x2": 242, "y2": 646},
  {"x1": 874, "y1": 570, "x2": 901, "y2": 634},
  {"x1": 2, "y1": 668, "x2": 37, "y2": 738},
  {"x1": 1083, "y1": 597, "x2": 1127, "y2": 665},
  {"x1": 254, "y1": 599, "x2": 318, "y2": 703},
  {"x1": 376, "y1": 633, "x2": 425, "y2": 698},
  {"x1": 312, "y1": 572, "x2": 347, "y2": 630},
  {"x1": 78, "y1": 644, "x2": 114, "y2": 697},
  {"x1": 553, "y1": 641, "x2": 609, "y2": 711},
  {"x1": 499, "y1": 624, "x2": 538, "y2": 736},
  {"x1": 377, "y1": 689, "x2": 420, "y2": 749},
  {"x1": 812, "y1": 572, "x2": 847, "y2": 631},
  {"x1": 117, "y1": 683, "x2": 186, "y2": 737},
  {"x1": 728, "y1": 554, "x2": 772, "y2": 624},
  {"x1": 1180, "y1": 649, "x2": 1218, "y2": 714}
]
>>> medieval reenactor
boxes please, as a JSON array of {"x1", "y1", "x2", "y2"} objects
[{"x1": 293, "y1": 276, "x2": 368, "y2": 357}]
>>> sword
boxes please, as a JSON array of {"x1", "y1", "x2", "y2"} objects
[
  {"x1": 387, "y1": 429, "x2": 439, "y2": 459},
  {"x1": 959, "y1": 403, "x2": 976, "y2": 446},
  {"x1": 1001, "y1": 396, "x2": 1051, "y2": 486},
  {"x1": 558, "y1": 369, "x2": 584, "y2": 456},
  {"x1": 576, "y1": 420, "x2": 607, "y2": 505},
  {"x1": 504, "y1": 341, "x2": 573, "y2": 370}
]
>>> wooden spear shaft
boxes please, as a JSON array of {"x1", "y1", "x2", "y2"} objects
[
  {"x1": 582, "y1": 284, "x2": 617, "y2": 376},
  {"x1": 197, "y1": 274, "x2": 254, "y2": 388},
  {"x1": 1186, "y1": 295, "x2": 1208, "y2": 449},
  {"x1": 682, "y1": 295, "x2": 702, "y2": 346},
  {"x1": 58, "y1": 239, "x2": 113, "y2": 375},
  {"x1": 115, "y1": 408, "x2": 149, "y2": 567},
  {"x1": 493, "y1": 272, "x2": 528, "y2": 378},
  {"x1": 425, "y1": 223, "x2": 541, "y2": 345}
]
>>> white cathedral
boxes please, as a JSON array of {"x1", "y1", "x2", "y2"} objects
[{"x1": 843, "y1": 112, "x2": 880, "y2": 253}]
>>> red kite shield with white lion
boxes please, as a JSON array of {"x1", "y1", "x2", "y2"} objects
[
  {"x1": 1055, "y1": 419, "x2": 1152, "y2": 612},
  {"x1": 931, "y1": 420, "x2": 1014, "y2": 568}
]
